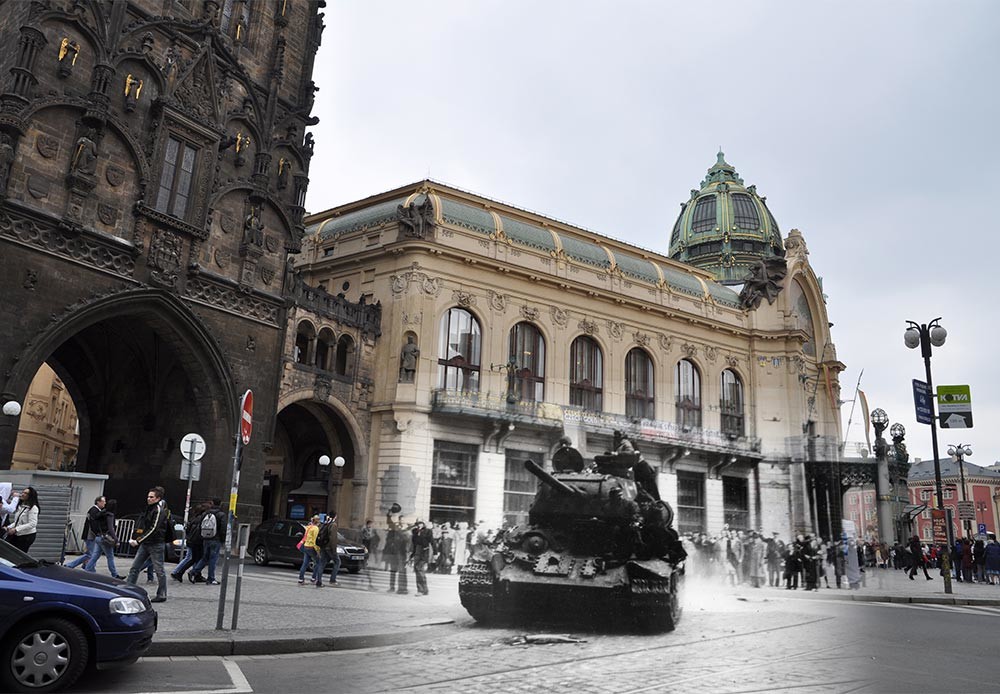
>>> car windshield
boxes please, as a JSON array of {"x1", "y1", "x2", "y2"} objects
[{"x1": 0, "y1": 539, "x2": 38, "y2": 568}]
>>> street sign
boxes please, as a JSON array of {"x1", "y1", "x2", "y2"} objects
[
  {"x1": 938, "y1": 384, "x2": 972, "y2": 428},
  {"x1": 931, "y1": 509, "x2": 948, "y2": 543},
  {"x1": 179, "y1": 432, "x2": 206, "y2": 461},
  {"x1": 979, "y1": 523, "x2": 988, "y2": 535},
  {"x1": 912, "y1": 379, "x2": 933, "y2": 425},
  {"x1": 240, "y1": 390, "x2": 253, "y2": 445},
  {"x1": 179, "y1": 459, "x2": 202, "y2": 481},
  {"x1": 956, "y1": 500, "x2": 975, "y2": 521}
]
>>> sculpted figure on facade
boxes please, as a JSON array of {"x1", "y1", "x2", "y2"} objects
[
  {"x1": 738, "y1": 256, "x2": 787, "y2": 310},
  {"x1": 70, "y1": 131, "x2": 98, "y2": 175},
  {"x1": 399, "y1": 335, "x2": 419, "y2": 383}
]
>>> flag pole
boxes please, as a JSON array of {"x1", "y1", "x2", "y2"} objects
[{"x1": 840, "y1": 368, "x2": 864, "y2": 454}]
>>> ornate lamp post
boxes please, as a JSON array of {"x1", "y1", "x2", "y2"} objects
[
  {"x1": 870, "y1": 408, "x2": 891, "y2": 544},
  {"x1": 904, "y1": 317, "x2": 952, "y2": 593},
  {"x1": 318, "y1": 454, "x2": 346, "y2": 516},
  {"x1": 947, "y1": 444, "x2": 973, "y2": 539}
]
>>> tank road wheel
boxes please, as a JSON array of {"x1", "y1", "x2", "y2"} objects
[{"x1": 458, "y1": 560, "x2": 496, "y2": 624}]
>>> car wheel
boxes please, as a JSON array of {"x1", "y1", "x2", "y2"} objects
[
  {"x1": 0, "y1": 617, "x2": 90, "y2": 693},
  {"x1": 252, "y1": 545, "x2": 269, "y2": 566}
]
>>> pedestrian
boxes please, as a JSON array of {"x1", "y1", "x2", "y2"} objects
[
  {"x1": 410, "y1": 520, "x2": 432, "y2": 596},
  {"x1": 845, "y1": 536, "x2": 862, "y2": 590},
  {"x1": 725, "y1": 530, "x2": 743, "y2": 586},
  {"x1": 748, "y1": 532, "x2": 766, "y2": 588},
  {"x1": 189, "y1": 498, "x2": 226, "y2": 584},
  {"x1": 85, "y1": 498, "x2": 122, "y2": 577},
  {"x1": 297, "y1": 515, "x2": 320, "y2": 585},
  {"x1": 360, "y1": 519, "x2": 379, "y2": 564},
  {"x1": 784, "y1": 538, "x2": 801, "y2": 589},
  {"x1": 454, "y1": 521, "x2": 469, "y2": 573},
  {"x1": 0, "y1": 482, "x2": 18, "y2": 529},
  {"x1": 906, "y1": 535, "x2": 932, "y2": 580},
  {"x1": 171, "y1": 502, "x2": 208, "y2": 582},
  {"x1": 66, "y1": 496, "x2": 106, "y2": 569},
  {"x1": 4, "y1": 487, "x2": 40, "y2": 553},
  {"x1": 802, "y1": 535, "x2": 819, "y2": 590},
  {"x1": 386, "y1": 504, "x2": 409, "y2": 594},
  {"x1": 973, "y1": 537, "x2": 987, "y2": 583},
  {"x1": 314, "y1": 513, "x2": 340, "y2": 587},
  {"x1": 766, "y1": 534, "x2": 782, "y2": 587},
  {"x1": 126, "y1": 486, "x2": 170, "y2": 602},
  {"x1": 984, "y1": 535, "x2": 1000, "y2": 585},
  {"x1": 961, "y1": 537, "x2": 974, "y2": 583}
]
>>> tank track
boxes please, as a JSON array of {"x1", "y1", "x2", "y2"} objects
[
  {"x1": 458, "y1": 560, "x2": 496, "y2": 622},
  {"x1": 628, "y1": 574, "x2": 681, "y2": 632}
]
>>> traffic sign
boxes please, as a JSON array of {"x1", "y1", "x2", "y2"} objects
[
  {"x1": 956, "y1": 500, "x2": 975, "y2": 521},
  {"x1": 179, "y1": 459, "x2": 202, "y2": 481},
  {"x1": 240, "y1": 390, "x2": 253, "y2": 445},
  {"x1": 912, "y1": 380, "x2": 933, "y2": 425},
  {"x1": 179, "y1": 432, "x2": 206, "y2": 461},
  {"x1": 938, "y1": 384, "x2": 972, "y2": 428},
  {"x1": 979, "y1": 523, "x2": 988, "y2": 535}
]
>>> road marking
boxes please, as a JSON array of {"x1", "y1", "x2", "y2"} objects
[{"x1": 135, "y1": 658, "x2": 252, "y2": 694}]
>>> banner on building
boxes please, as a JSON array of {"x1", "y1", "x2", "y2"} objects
[
  {"x1": 931, "y1": 509, "x2": 948, "y2": 544},
  {"x1": 858, "y1": 390, "x2": 871, "y2": 454}
]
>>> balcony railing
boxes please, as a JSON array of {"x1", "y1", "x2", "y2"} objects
[{"x1": 431, "y1": 390, "x2": 762, "y2": 455}]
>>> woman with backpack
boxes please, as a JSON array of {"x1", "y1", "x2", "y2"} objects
[
  {"x1": 4, "y1": 487, "x2": 40, "y2": 553},
  {"x1": 171, "y1": 502, "x2": 209, "y2": 583}
]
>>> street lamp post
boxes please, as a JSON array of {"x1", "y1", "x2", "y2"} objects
[
  {"x1": 318, "y1": 454, "x2": 346, "y2": 515},
  {"x1": 947, "y1": 444, "x2": 973, "y2": 539},
  {"x1": 904, "y1": 317, "x2": 952, "y2": 594}
]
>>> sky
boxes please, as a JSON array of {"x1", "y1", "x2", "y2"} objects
[{"x1": 306, "y1": 1, "x2": 1000, "y2": 465}]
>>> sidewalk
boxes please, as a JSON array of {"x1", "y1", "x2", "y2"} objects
[{"x1": 718, "y1": 565, "x2": 1000, "y2": 606}]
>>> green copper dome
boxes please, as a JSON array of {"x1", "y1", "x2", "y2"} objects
[{"x1": 668, "y1": 152, "x2": 784, "y2": 285}]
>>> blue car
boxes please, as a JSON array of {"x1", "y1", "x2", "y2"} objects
[{"x1": 0, "y1": 539, "x2": 156, "y2": 692}]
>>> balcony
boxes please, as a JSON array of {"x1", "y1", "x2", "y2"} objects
[{"x1": 431, "y1": 390, "x2": 762, "y2": 456}]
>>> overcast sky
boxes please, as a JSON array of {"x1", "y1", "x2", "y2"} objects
[{"x1": 307, "y1": 1, "x2": 999, "y2": 465}]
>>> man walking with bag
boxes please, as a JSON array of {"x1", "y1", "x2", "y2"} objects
[
  {"x1": 126, "y1": 487, "x2": 170, "y2": 602},
  {"x1": 66, "y1": 496, "x2": 105, "y2": 569},
  {"x1": 189, "y1": 498, "x2": 226, "y2": 585}
]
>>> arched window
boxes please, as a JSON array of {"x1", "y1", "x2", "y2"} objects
[
  {"x1": 674, "y1": 359, "x2": 701, "y2": 429},
  {"x1": 720, "y1": 369, "x2": 744, "y2": 437},
  {"x1": 315, "y1": 328, "x2": 335, "y2": 371},
  {"x1": 294, "y1": 321, "x2": 315, "y2": 365},
  {"x1": 625, "y1": 348, "x2": 655, "y2": 420},
  {"x1": 509, "y1": 322, "x2": 545, "y2": 402},
  {"x1": 335, "y1": 335, "x2": 354, "y2": 376},
  {"x1": 438, "y1": 307, "x2": 482, "y2": 392},
  {"x1": 570, "y1": 336, "x2": 603, "y2": 411}
]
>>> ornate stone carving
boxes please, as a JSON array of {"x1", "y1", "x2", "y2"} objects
[
  {"x1": 681, "y1": 343, "x2": 698, "y2": 359},
  {"x1": 260, "y1": 266, "x2": 275, "y2": 286},
  {"x1": 36, "y1": 134, "x2": 58, "y2": 159},
  {"x1": 389, "y1": 262, "x2": 441, "y2": 297},
  {"x1": 219, "y1": 214, "x2": 236, "y2": 234},
  {"x1": 97, "y1": 203, "x2": 118, "y2": 226},
  {"x1": 23, "y1": 269, "x2": 38, "y2": 290},
  {"x1": 739, "y1": 256, "x2": 788, "y2": 310},
  {"x1": 246, "y1": 335, "x2": 256, "y2": 352},
  {"x1": 521, "y1": 305, "x2": 539, "y2": 321},
  {"x1": 489, "y1": 290, "x2": 507, "y2": 312},
  {"x1": 264, "y1": 234, "x2": 279, "y2": 253},
  {"x1": 214, "y1": 249, "x2": 230, "y2": 269},
  {"x1": 105, "y1": 164, "x2": 125, "y2": 187},
  {"x1": 453, "y1": 289, "x2": 476, "y2": 308},
  {"x1": 69, "y1": 131, "x2": 98, "y2": 175},
  {"x1": 659, "y1": 333, "x2": 674, "y2": 352},
  {"x1": 705, "y1": 346, "x2": 718, "y2": 362},
  {"x1": 785, "y1": 228, "x2": 808, "y2": 260},
  {"x1": 26, "y1": 174, "x2": 50, "y2": 199},
  {"x1": 579, "y1": 318, "x2": 598, "y2": 335},
  {"x1": 401, "y1": 311, "x2": 422, "y2": 325},
  {"x1": 726, "y1": 355, "x2": 740, "y2": 369},
  {"x1": 633, "y1": 331, "x2": 650, "y2": 348},
  {"x1": 551, "y1": 306, "x2": 569, "y2": 327},
  {"x1": 147, "y1": 230, "x2": 182, "y2": 288},
  {"x1": 396, "y1": 196, "x2": 435, "y2": 239},
  {"x1": 607, "y1": 320, "x2": 623, "y2": 339},
  {"x1": 184, "y1": 276, "x2": 280, "y2": 325},
  {"x1": 0, "y1": 208, "x2": 134, "y2": 277}
]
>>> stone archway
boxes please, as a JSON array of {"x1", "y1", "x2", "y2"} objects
[{"x1": 1, "y1": 288, "x2": 236, "y2": 516}]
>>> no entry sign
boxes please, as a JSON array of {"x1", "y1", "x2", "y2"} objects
[{"x1": 240, "y1": 390, "x2": 253, "y2": 445}]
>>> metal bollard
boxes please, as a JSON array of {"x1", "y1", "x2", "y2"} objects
[{"x1": 230, "y1": 524, "x2": 250, "y2": 630}]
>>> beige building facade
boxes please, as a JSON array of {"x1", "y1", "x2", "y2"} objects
[
  {"x1": 293, "y1": 158, "x2": 843, "y2": 538},
  {"x1": 10, "y1": 363, "x2": 79, "y2": 471}
]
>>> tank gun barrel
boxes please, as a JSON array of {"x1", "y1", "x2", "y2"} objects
[{"x1": 524, "y1": 459, "x2": 579, "y2": 496}]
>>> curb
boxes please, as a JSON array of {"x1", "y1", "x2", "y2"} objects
[{"x1": 146, "y1": 621, "x2": 455, "y2": 657}]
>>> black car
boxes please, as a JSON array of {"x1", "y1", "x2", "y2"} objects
[
  {"x1": 0, "y1": 540, "x2": 155, "y2": 692},
  {"x1": 249, "y1": 519, "x2": 367, "y2": 574}
]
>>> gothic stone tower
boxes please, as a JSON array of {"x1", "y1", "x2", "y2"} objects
[{"x1": 0, "y1": 0, "x2": 325, "y2": 521}]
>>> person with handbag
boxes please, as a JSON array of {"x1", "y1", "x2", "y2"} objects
[
  {"x1": 4, "y1": 487, "x2": 40, "y2": 553},
  {"x1": 297, "y1": 516, "x2": 320, "y2": 585},
  {"x1": 125, "y1": 486, "x2": 170, "y2": 602},
  {"x1": 85, "y1": 498, "x2": 123, "y2": 577},
  {"x1": 66, "y1": 496, "x2": 106, "y2": 569}
]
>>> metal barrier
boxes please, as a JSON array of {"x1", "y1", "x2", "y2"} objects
[{"x1": 115, "y1": 519, "x2": 136, "y2": 557}]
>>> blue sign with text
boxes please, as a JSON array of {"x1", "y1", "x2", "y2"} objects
[{"x1": 913, "y1": 379, "x2": 933, "y2": 425}]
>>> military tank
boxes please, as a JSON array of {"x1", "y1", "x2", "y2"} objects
[{"x1": 459, "y1": 445, "x2": 685, "y2": 632}]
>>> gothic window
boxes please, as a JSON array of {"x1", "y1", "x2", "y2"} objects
[
  {"x1": 314, "y1": 328, "x2": 334, "y2": 371},
  {"x1": 430, "y1": 440, "x2": 478, "y2": 525},
  {"x1": 691, "y1": 196, "x2": 716, "y2": 234},
  {"x1": 570, "y1": 336, "x2": 603, "y2": 412},
  {"x1": 155, "y1": 136, "x2": 197, "y2": 220},
  {"x1": 625, "y1": 348, "x2": 655, "y2": 420},
  {"x1": 294, "y1": 321, "x2": 314, "y2": 365},
  {"x1": 335, "y1": 335, "x2": 354, "y2": 376},
  {"x1": 731, "y1": 193, "x2": 760, "y2": 231},
  {"x1": 675, "y1": 359, "x2": 701, "y2": 429},
  {"x1": 438, "y1": 308, "x2": 481, "y2": 392},
  {"x1": 509, "y1": 322, "x2": 545, "y2": 402},
  {"x1": 720, "y1": 369, "x2": 745, "y2": 438}
]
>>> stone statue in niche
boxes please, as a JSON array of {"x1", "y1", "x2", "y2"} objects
[
  {"x1": 738, "y1": 256, "x2": 787, "y2": 310},
  {"x1": 123, "y1": 74, "x2": 143, "y2": 113},
  {"x1": 57, "y1": 38, "x2": 80, "y2": 78},
  {"x1": 276, "y1": 157, "x2": 290, "y2": 189},
  {"x1": 243, "y1": 205, "x2": 265, "y2": 248},
  {"x1": 398, "y1": 335, "x2": 419, "y2": 383},
  {"x1": 396, "y1": 196, "x2": 434, "y2": 239},
  {"x1": 70, "y1": 130, "x2": 98, "y2": 175},
  {"x1": 0, "y1": 133, "x2": 15, "y2": 195}
]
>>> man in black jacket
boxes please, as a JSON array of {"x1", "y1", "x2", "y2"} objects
[
  {"x1": 66, "y1": 496, "x2": 105, "y2": 569},
  {"x1": 126, "y1": 487, "x2": 170, "y2": 602}
]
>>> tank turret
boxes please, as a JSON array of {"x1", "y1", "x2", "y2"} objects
[{"x1": 458, "y1": 440, "x2": 685, "y2": 632}]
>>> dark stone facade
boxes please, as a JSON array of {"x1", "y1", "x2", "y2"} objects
[{"x1": 0, "y1": 0, "x2": 326, "y2": 523}]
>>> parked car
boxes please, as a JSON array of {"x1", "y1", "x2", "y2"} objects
[
  {"x1": 0, "y1": 539, "x2": 156, "y2": 692},
  {"x1": 117, "y1": 513, "x2": 186, "y2": 563},
  {"x1": 249, "y1": 519, "x2": 368, "y2": 574}
]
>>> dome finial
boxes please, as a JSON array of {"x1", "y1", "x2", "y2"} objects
[{"x1": 717, "y1": 148, "x2": 726, "y2": 165}]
